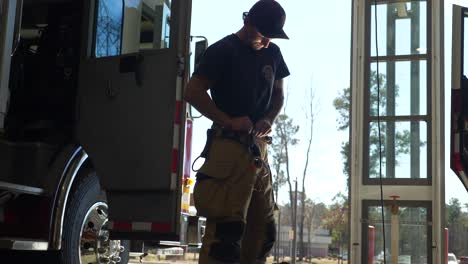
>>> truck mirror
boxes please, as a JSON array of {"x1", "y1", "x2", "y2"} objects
[{"x1": 194, "y1": 39, "x2": 208, "y2": 67}]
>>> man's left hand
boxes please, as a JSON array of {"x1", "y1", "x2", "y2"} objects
[{"x1": 254, "y1": 119, "x2": 272, "y2": 137}]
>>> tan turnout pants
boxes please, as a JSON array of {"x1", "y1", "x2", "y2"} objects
[{"x1": 193, "y1": 133, "x2": 275, "y2": 264}]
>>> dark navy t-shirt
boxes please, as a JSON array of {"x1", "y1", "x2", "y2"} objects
[{"x1": 193, "y1": 34, "x2": 290, "y2": 123}]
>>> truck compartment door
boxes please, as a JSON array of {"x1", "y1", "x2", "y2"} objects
[
  {"x1": 451, "y1": 5, "x2": 468, "y2": 191},
  {"x1": 77, "y1": 0, "x2": 192, "y2": 240}
]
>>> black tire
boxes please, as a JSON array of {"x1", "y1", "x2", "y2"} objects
[{"x1": 59, "y1": 170, "x2": 130, "y2": 263}]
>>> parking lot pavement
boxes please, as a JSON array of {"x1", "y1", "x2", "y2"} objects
[
  {"x1": 128, "y1": 252, "x2": 200, "y2": 263},
  {"x1": 0, "y1": 250, "x2": 59, "y2": 263},
  {"x1": 129, "y1": 260, "x2": 198, "y2": 264}
]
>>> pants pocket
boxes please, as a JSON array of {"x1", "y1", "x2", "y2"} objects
[
  {"x1": 198, "y1": 137, "x2": 250, "y2": 179},
  {"x1": 194, "y1": 137, "x2": 258, "y2": 219},
  {"x1": 193, "y1": 176, "x2": 229, "y2": 218}
]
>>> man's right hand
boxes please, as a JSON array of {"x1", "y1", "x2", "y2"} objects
[{"x1": 225, "y1": 116, "x2": 253, "y2": 133}]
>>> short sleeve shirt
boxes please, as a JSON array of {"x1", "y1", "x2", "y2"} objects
[{"x1": 193, "y1": 34, "x2": 290, "y2": 123}]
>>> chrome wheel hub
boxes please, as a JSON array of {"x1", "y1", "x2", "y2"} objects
[{"x1": 79, "y1": 202, "x2": 125, "y2": 264}]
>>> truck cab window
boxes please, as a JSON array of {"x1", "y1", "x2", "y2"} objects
[
  {"x1": 139, "y1": 0, "x2": 171, "y2": 50},
  {"x1": 94, "y1": 0, "x2": 171, "y2": 58},
  {"x1": 95, "y1": 0, "x2": 124, "y2": 57},
  {"x1": 5, "y1": 2, "x2": 82, "y2": 142}
]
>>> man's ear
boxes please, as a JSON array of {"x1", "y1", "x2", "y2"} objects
[{"x1": 244, "y1": 16, "x2": 251, "y2": 26}]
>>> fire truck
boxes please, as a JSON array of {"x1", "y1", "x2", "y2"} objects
[{"x1": 0, "y1": 0, "x2": 203, "y2": 263}]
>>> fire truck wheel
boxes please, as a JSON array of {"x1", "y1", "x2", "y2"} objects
[{"x1": 60, "y1": 170, "x2": 130, "y2": 263}]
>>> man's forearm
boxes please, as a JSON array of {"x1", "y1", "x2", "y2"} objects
[{"x1": 262, "y1": 87, "x2": 284, "y2": 124}]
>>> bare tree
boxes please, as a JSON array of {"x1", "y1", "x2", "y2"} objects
[
  {"x1": 270, "y1": 116, "x2": 288, "y2": 262},
  {"x1": 270, "y1": 81, "x2": 299, "y2": 261},
  {"x1": 272, "y1": 81, "x2": 298, "y2": 222},
  {"x1": 272, "y1": 80, "x2": 319, "y2": 261},
  {"x1": 299, "y1": 81, "x2": 319, "y2": 260},
  {"x1": 273, "y1": 113, "x2": 299, "y2": 224}
]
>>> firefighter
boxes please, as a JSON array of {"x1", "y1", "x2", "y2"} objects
[{"x1": 184, "y1": 0, "x2": 290, "y2": 263}]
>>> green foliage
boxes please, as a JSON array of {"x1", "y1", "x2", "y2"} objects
[
  {"x1": 333, "y1": 87, "x2": 351, "y2": 131},
  {"x1": 274, "y1": 114, "x2": 300, "y2": 147},
  {"x1": 279, "y1": 200, "x2": 328, "y2": 230},
  {"x1": 445, "y1": 198, "x2": 468, "y2": 257},
  {"x1": 322, "y1": 192, "x2": 349, "y2": 247},
  {"x1": 333, "y1": 70, "x2": 418, "y2": 180},
  {"x1": 447, "y1": 198, "x2": 462, "y2": 227}
]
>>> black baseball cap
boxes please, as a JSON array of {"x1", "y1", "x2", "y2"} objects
[{"x1": 247, "y1": 0, "x2": 289, "y2": 39}]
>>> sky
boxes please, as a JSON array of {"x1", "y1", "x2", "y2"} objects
[{"x1": 188, "y1": 0, "x2": 467, "y2": 206}]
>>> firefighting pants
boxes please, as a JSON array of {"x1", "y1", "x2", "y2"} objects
[{"x1": 193, "y1": 134, "x2": 276, "y2": 264}]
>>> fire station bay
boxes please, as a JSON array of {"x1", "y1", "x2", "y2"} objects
[{"x1": 0, "y1": 1, "x2": 467, "y2": 264}]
